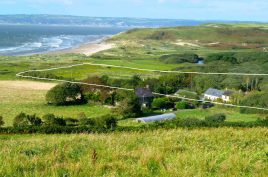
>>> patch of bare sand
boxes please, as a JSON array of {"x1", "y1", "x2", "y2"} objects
[
  {"x1": 174, "y1": 39, "x2": 200, "y2": 47},
  {"x1": 64, "y1": 42, "x2": 115, "y2": 56},
  {"x1": 0, "y1": 81, "x2": 56, "y2": 91}
]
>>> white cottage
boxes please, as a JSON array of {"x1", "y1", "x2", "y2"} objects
[{"x1": 204, "y1": 88, "x2": 232, "y2": 102}]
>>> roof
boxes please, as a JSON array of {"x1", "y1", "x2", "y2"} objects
[
  {"x1": 204, "y1": 88, "x2": 224, "y2": 97},
  {"x1": 223, "y1": 90, "x2": 233, "y2": 96},
  {"x1": 136, "y1": 113, "x2": 176, "y2": 123},
  {"x1": 135, "y1": 88, "x2": 154, "y2": 98}
]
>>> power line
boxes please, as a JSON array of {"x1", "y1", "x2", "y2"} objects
[{"x1": 16, "y1": 63, "x2": 268, "y2": 111}]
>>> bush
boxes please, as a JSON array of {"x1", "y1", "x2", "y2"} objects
[
  {"x1": 160, "y1": 53, "x2": 200, "y2": 64},
  {"x1": 42, "y1": 114, "x2": 66, "y2": 126},
  {"x1": 65, "y1": 118, "x2": 79, "y2": 126},
  {"x1": 46, "y1": 83, "x2": 86, "y2": 106},
  {"x1": 13, "y1": 113, "x2": 42, "y2": 127},
  {"x1": 95, "y1": 115, "x2": 117, "y2": 129},
  {"x1": 180, "y1": 118, "x2": 205, "y2": 127},
  {"x1": 13, "y1": 112, "x2": 29, "y2": 127},
  {"x1": 205, "y1": 113, "x2": 226, "y2": 123},
  {"x1": 0, "y1": 116, "x2": 4, "y2": 127},
  {"x1": 79, "y1": 118, "x2": 96, "y2": 126},
  {"x1": 152, "y1": 97, "x2": 174, "y2": 110},
  {"x1": 114, "y1": 94, "x2": 143, "y2": 119},
  {"x1": 176, "y1": 101, "x2": 188, "y2": 109},
  {"x1": 27, "y1": 114, "x2": 42, "y2": 126},
  {"x1": 240, "y1": 92, "x2": 268, "y2": 114}
]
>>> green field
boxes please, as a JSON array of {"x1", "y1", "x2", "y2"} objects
[
  {"x1": 0, "y1": 128, "x2": 267, "y2": 176},
  {"x1": 0, "y1": 81, "x2": 111, "y2": 126},
  {"x1": 0, "y1": 80, "x2": 265, "y2": 127}
]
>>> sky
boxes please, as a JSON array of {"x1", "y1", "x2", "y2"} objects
[{"x1": 0, "y1": 0, "x2": 267, "y2": 21}]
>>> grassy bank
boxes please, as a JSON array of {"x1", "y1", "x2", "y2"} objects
[{"x1": 0, "y1": 128, "x2": 267, "y2": 176}]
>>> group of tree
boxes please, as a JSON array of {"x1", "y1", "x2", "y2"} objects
[
  {"x1": 159, "y1": 53, "x2": 202, "y2": 64},
  {"x1": 12, "y1": 112, "x2": 118, "y2": 130}
]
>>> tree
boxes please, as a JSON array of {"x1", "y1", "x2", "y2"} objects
[
  {"x1": 46, "y1": 83, "x2": 86, "y2": 106},
  {"x1": 176, "y1": 101, "x2": 188, "y2": 109},
  {"x1": 128, "y1": 75, "x2": 142, "y2": 89},
  {"x1": 0, "y1": 116, "x2": 5, "y2": 127},
  {"x1": 240, "y1": 92, "x2": 268, "y2": 114},
  {"x1": 114, "y1": 94, "x2": 143, "y2": 118},
  {"x1": 152, "y1": 97, "x2": 174, "y2": 110},
  {"x1": 13, "y1": 112, "x2": 29, "y2": 127}
]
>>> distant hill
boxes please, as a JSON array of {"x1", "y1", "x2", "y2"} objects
[{"x1": 0, "y1": 14, "x2": 244, "y2": 27}]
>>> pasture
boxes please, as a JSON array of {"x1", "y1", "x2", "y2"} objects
[
  {"x1": 0, "y1": 128, "x2": 267, "y2": 176},
  {"x1": 0, "y1": 81, "x2": 110, "y2": 126}
]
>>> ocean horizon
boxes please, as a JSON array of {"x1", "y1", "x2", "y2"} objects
[{"x1": 0, "y1": 24, "x2": 127, "y2": 56}]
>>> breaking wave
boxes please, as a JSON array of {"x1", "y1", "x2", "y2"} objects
[{"x1": 0, "y1": 35, "x2": 108, "y2": 56}]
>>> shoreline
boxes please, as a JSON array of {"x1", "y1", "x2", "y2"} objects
[{"x1": 50, "y1": 35, "x2": 115, "y2": 56}]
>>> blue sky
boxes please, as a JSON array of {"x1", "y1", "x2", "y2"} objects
[{"x1": 0, "y1": 0, "x2": 267, "y2": 21}]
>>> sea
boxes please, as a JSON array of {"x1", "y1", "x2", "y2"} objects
[{"x1": 0, "y1": 24, "x2": 127, "y2": 56}]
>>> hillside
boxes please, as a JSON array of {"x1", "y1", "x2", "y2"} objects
[
  {"x1": 0, "y1": 128, "x2": 267, "y2": 176},
  {"x1": 109, "y1": 24, "x2": 268, "y2": 51}
]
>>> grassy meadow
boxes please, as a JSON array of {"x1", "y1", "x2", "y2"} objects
[
  {"x1": 0, "y1": 128, "x2": 267, "y2": 176},
  {"x1": 0, "y1": 81, "x2": 111, "y2": 126}
]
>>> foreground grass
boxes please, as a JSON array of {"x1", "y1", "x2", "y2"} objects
[{"x1": 0, "y1": 128, "x2": 267, "y2": 176}]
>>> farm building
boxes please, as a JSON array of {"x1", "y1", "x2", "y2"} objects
[
  {"x1": 204, "y1": 88, "x2": 233, "y2": 102},
  {"x1": 135, "y1": 87, "x2": 154, "y2": 107},
  {"x1": 136, "y1": 113, "x2": 176, "y2": 123}
]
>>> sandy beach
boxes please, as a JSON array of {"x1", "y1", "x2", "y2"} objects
[{"x1": 68, "y1": 42, "x2": 115, "y2": 56}]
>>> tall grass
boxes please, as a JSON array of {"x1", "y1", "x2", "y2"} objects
[{"x1": 0, "y1": 128, "x2": 267, "y2": 176}]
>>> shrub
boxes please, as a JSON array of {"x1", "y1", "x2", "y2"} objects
[
  {"x1": 180, "y1": 118, "x2": 205, "y2": 127},
  {"x1": 13, "y1": 112, "x2": 30, "y2": 127},
  {"x1": 42, "y1": 114, "x2": 66, "y2": 126},
  {"x1": 65, "y1": 118, "x2": 79, "y2": 126},
  {"x1": 114, "y1": 95, "x2": 143, "y2": 119},
  {"x1": 46, "y1": 83, "x2": 86, "y2": 106},
  {"x1": 79, "y1": 118, "x2": 96, "y2": 126},
  {"x1": 160, "y1": 53, "x2": 200, "y2": 64},
  {"x1": 240, "y1": 92, "x2": 268, "y2": 114},
  {"x1": 95, "y1": 115, "x2": 118, "y2": 129},
  {"x1": 0, "y1": 116, "x2": 4, "y2": 127},
  {"x1": 152, "y1": 97, "x2": 174, "y2": 110},
  {"x1": 27, "y1": 114, "x2": 42, "y2": 126},
  {"x1": 176, "y1": 101, "x2": 188, "y2": 109},
  {"x1": 13, "y1": 113, "x2": 42, "y2": 127},
  {"x1": 205, "y1": 113, "x2": 226, "y2": 123}
]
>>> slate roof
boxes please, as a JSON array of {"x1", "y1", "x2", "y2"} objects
[
  {"x1": 135, "y1": 88, "x2": 154, "y2": 98},
  {"x1": 204, "y1": 88, "x2": 224, "y2": 97},
  {"x1": 223, "y1": 90, "x2": 233, "y2": 96}
]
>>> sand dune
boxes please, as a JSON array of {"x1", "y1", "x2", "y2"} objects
[{"x1": 65, "y1": 42, "x2": 114, "y2": 56}]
